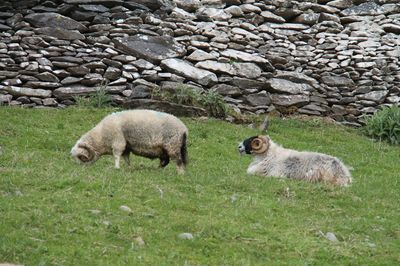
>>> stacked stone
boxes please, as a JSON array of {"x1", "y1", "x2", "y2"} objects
[
  {"x1": 0, "y1": 0, "x2": 399, "y2": 126},
  {"x1": 0, "y1": 0, "x2": 171, "y2": 107}
]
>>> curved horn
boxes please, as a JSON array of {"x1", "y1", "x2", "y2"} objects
[
  {"x1": 77, "y1": 143, "x2": 95, "y2": 163},
  {"x1": 251, "y1": 136, "x2": 269, "y2": 154}
]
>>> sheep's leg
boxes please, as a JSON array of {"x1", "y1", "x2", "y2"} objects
[
  {"x1": 123, "y1": 153, "x2": 130, "y2": 167},
  {"x1": 159, "y1": 149, "x2": 169, "y2": 168},
  {"x1": 112, "y1": 141, "x2": 125, "y2": 169},
  {"x1": 122, "y1": 149, "x2": 131, "y2": 166},
  {"x1": 171, "y1": 154, "x2": 185, "y2": 175},
  {"x1": 166, "y1": 146, "x2": 185, "y2": 174},
  {"x1": 114, "y1": 153, "x2": 122, "y2": 169},
  {"x1": 176, "y1": 163, "x2": 185, "y2": 175}
]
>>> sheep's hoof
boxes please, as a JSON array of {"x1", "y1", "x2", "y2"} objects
[
  {"x1": 160, "y1": 161, "x2": 169, "y2": 168},
  {"x1": 177, "y1": 167, "x2": 185, "y2": 175}
]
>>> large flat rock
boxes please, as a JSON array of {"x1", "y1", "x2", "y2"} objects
[
  {"x1": 340, "y1": 2, "x2": 383, "y2": 16},
  {"x1": 195, "y1": 60, "x2": 262, "y2": 79},
  {"x1": 161, "y1": 58, "x2": 217, "y2": 86},
  {"x1": 25, "y1": 12, "x2": 87, "y2": 32},
  {"x1": 126, "y1": 0, "x2": 175, "y2": 11},
  {"x1": 321, "y1": 76, "x2": 355, "y2": 87},
  {"x1": 266, "y1": 78, "x2": 312, "y2": 95},
  {"x1": 64, "y1": 0, "x2": 123, "y2": 5},
  {"x1": 113, "y1": 35, "x2": 186, "y2": 64},
  {"x1": 220, "y1": 49, "x2": 274, "y2": 71},
  {"x1": 220, "y1": 49, "x2": 269, "y2": 64},
  {"x1": 53, "y1": 87, "x2": 95, "y2": 100},
  {"x1": 275, "y1": 71, "x2": 318, "y2": 87},
  {"x1": 2, "y1": 86, "x2": 52, "y2": 98},
  {"x1": 357, "y1": 90, "x2": 388, "y2": 103},
  {"x1": 34, "y1": 27, "x2": 85, "y2": 40},
  {"x1": 230, "y1": 78, "x2": 267, "y2": 90},
  {"x1": 271, "y1": 94, "x2": 310, "y2": 107},
  {"x1": 123, "y1": 99, "x2": 207, "y2": 117},
  {"x1": 53, "y1": 85, "x2": 125, "y2": 100}
]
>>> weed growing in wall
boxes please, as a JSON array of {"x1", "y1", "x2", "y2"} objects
[
  {"x1": 152, "y1": 84, "x2": 228, "y2": 118},
  {"x1": 73, "y1": 81, "x2": 112, "y2": 108},
  {"x1": 363, "y1": 105, "x2": 400, "y2": 145},
  {"x1": 198, "y1": 89, "x2": 228, "y2": 118}
]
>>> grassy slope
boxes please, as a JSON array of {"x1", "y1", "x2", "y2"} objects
[{"x1": 0, "y1": 107, "x2": 399, "y2": 265}]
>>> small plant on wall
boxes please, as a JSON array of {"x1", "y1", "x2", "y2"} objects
[
  {"x1": 73, "y1": 81, "x2": 112, "y2": 108},
  {"x1": 199, "y1": 89, "x2": 228, "y2": 118},
  {"x1": 152, "y1": 83, "x2": 228, "y2": 118}
]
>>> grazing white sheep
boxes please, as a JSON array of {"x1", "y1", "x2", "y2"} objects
[
  {"x1": 238, "y1": 135, "x2": 352, "y2": 186},
  {"x1": 71, "y1": 109, "x2": 188, "y2": 174}
]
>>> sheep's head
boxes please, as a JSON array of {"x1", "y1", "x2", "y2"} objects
[
  {"x1": 71, "y1": 141, "x2": 98, "y2": 165},
  {"x1": 238, "y1": 135, "x2": 270, "y2": 155}
]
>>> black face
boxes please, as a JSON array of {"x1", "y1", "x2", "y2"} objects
[{"x1": 238, "y1": 136, "x2": 258, "y2": 155}]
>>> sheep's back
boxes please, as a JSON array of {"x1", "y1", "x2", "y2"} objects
[
  {"x1": 105, "y1": 109, "x2": 187, "y2": 147},
  {"x1": 281, "y1": 152, "x2": 350, "y2": 181}
]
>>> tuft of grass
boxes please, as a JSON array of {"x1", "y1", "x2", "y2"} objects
[
  {"x1": 153, "y1": 84, "x2": 203, "y2": 107},
  {"x1": 0, "y1": 107, "x2": 399, "y2": 265},
  {"x1": 152, "y1": 84, "x2": 228, "y2": 118},
  {"x1": 199, "y1": 89, "x2": 228, "y2": 118},
  {"x1": 73, "y1": 82, "x2": 112, "y2": 108},
  {"x1": 363, "y1": 105, "x2": 400, "y2": 145}
]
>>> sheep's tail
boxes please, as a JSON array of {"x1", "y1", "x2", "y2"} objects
[{"x1": 181, "y1": 132, "x2": 188, "y2": 166}]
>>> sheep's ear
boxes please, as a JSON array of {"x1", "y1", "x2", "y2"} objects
[
  {"x1": 251, "y1": 136, "x2": 269, "y2": 154},
  {"x1": 77, "y1": 144, "x2": 94, "y2": 162}
]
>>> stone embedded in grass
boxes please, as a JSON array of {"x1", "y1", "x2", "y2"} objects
[
  {"x1": 178, "y1": 233, "x2": 194, "y2": 240},
  {"x1": 88, "y1": 209, "x2": 101, "y2": 215},
  {"x1": 102, "y1": 221, "x2": 111, "y2": 226},
  {"x1": 134, "y1": 236, "x2": 146, "y2": 246},
  {"x1": 325, "y1": 232, "x2": 339, "y2": 242},
  {"x1": 230, "y1": 194, "x2": 238, "y2": 203},
  {"x1": 119, "y1": 205, "x2": 132, "y2": 213}
]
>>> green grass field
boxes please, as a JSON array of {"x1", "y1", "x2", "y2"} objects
[{"x1": 0, "y1": 107, "x2": 399, "y2": 265}]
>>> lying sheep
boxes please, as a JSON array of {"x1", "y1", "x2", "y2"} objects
[
  {"x1": 71, "y1": 109, "x2": 188, "y2": 174},
  {"x1": 238, "y1": 135, "x2": 352, "y2": 186}
]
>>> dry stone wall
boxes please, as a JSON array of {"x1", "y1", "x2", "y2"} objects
[{"x1": 0, "y1": 0, "x2": 399, "y2": 126}]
